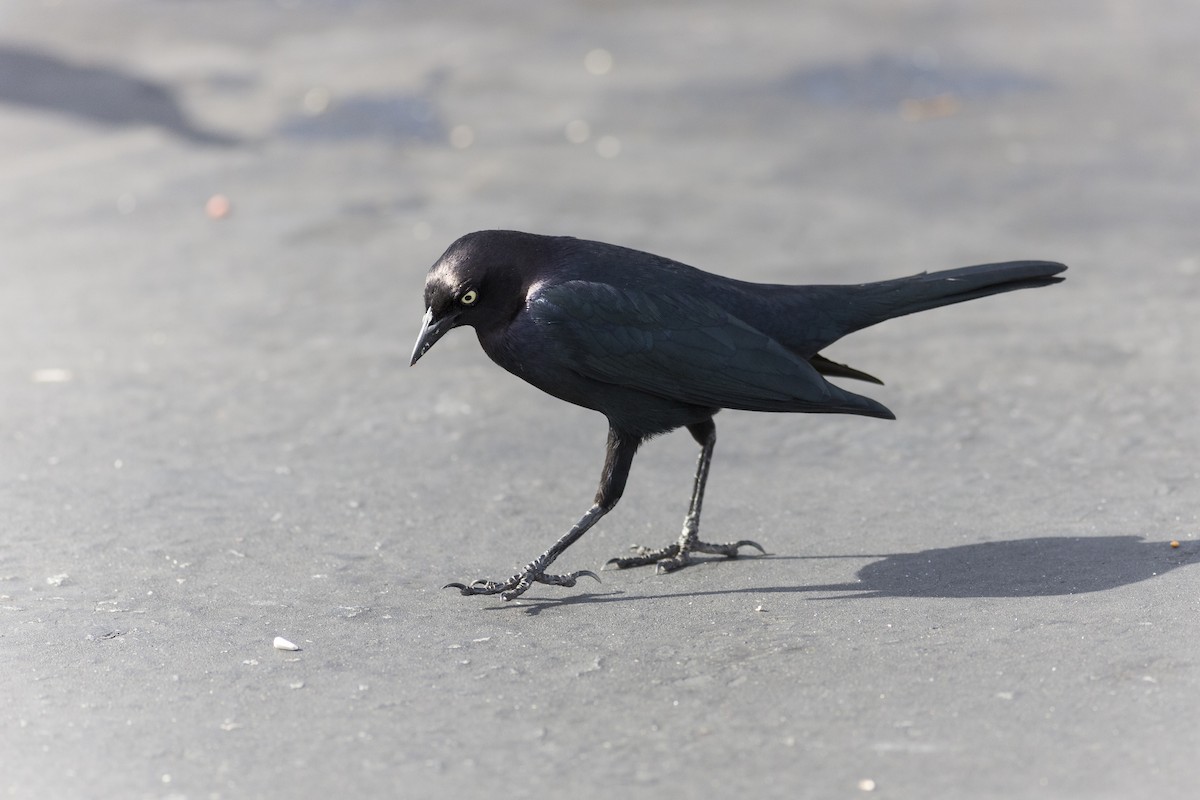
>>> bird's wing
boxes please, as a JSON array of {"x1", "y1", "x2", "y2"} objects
[{"x1": 528, "y1": 281, "x2": 893, "y2": 418}]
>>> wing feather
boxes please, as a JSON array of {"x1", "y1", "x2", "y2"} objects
[{"x1": 528, "y1": 281, "x2": 893, "y2": 418}]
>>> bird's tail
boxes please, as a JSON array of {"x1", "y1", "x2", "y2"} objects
[{"x1": 827, "y1": 260, "x2": 1067, "y2": 340}]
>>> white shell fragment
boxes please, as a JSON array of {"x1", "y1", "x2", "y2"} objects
[
  {"x1": 273, "y1": 636, "x2": 301, "y2": 651},
  {"x1": 32, "y1": 368, "x2": 73, "y2": 383}
]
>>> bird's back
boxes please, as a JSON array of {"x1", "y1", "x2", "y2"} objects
[{"x1": 544, "y1": 235, "x2": 1064, "y2": 359}]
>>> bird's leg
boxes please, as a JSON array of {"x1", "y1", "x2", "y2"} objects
[
  {"x1": 607, "y1": 419, "x2": 764, "y2": 573},
  {"x1": 445, "y1": 507, "x2": 606, "y2": 600},
  {"x1": 446, "y1": 426, "x2": 639, "y2": 601}
]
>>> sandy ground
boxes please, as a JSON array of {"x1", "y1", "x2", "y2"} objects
[{"x1": 2, "y1": 2, "x2": 1198, "y2": 798}]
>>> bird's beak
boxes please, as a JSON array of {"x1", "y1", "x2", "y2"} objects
[{"x1": 409, "y1": 307, "x2": 455, "y2": 366}]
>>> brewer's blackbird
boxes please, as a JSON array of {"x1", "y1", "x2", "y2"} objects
[{"x1": 410, "y1": 230, "x2": 1066, "y2": 600}]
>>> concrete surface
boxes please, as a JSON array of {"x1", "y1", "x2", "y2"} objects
[{"x1": 2, "y1": 1, "x2": 1198, "y2": 798}]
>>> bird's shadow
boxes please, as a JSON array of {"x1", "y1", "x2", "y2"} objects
[{"x1": 499, "y1": 535, "x2": 1198, "y2": 614}]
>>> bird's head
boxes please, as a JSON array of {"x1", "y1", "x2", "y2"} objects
[{"x1": 409, "y1": 230, "x2": 547, "y2": 366}]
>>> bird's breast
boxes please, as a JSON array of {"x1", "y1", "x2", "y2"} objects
[{"x1": 475, "y1": 314, "x2": 604, "y2": 412}]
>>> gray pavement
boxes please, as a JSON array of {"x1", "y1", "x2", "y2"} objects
[{"x1": 3, "y1": 2, "x2": 1199, "y2": 798}]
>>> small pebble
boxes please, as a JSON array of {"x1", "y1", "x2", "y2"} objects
[
  {"x1": 206, "y1": 194, "x2": 231, "y2": 219},
  {"x1": 273, "y1": 636, "x2": 301, "y2": 651},
  {"x1": 1170, "y1": 540, "x2": 1180, "y2": 548}
]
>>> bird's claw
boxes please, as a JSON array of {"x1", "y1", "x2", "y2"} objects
[
  {"x1": 604, "y1": 544, "x2": 678, "y2": 570},
  {"x1": 444, "y1": 567, "x2": 600, "y2": 600},
  {"x1": 723, "y1": 539, "x2": 766, "y2": 556},
  {"x1": 606, "y1": 538, "x2": 766, "y2": 572}
]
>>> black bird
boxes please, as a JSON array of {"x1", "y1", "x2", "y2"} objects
[{"x1": 410, "y1": 230, "x2": 1066, "y2": 600}]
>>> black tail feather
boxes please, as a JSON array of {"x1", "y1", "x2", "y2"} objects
[
  {"x1": 810, "y1": 353, "x2": 885, "y2": 385},
  {"x1": 838, "y1": 260, "x2": 1066, "y2": 337},
  {"x1": 879, "y1": 260, "x2": 1067, "y2": 317}
]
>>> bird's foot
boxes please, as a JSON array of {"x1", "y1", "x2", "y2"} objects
[
  {"x1": 444, "y1": 563, "x2": 601, "y2": 601},
  {"x1": 605, "y1": 539, "x2": 765, "y2": 573}
]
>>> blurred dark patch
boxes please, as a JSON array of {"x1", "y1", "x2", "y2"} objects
[
  {"x1": 782, "y1": 52, "x2": 1050, "y2": 110},
  {"x1": 278, "y1": 92, "x2": 442, "y2": 142},
  {"x1": 0, "y1": 43, "x2": 238, "y2": 145}
]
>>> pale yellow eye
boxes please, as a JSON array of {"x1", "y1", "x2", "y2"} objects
[{"x1": 460, "y1": 290, "x2": 478, "y2": 305}]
